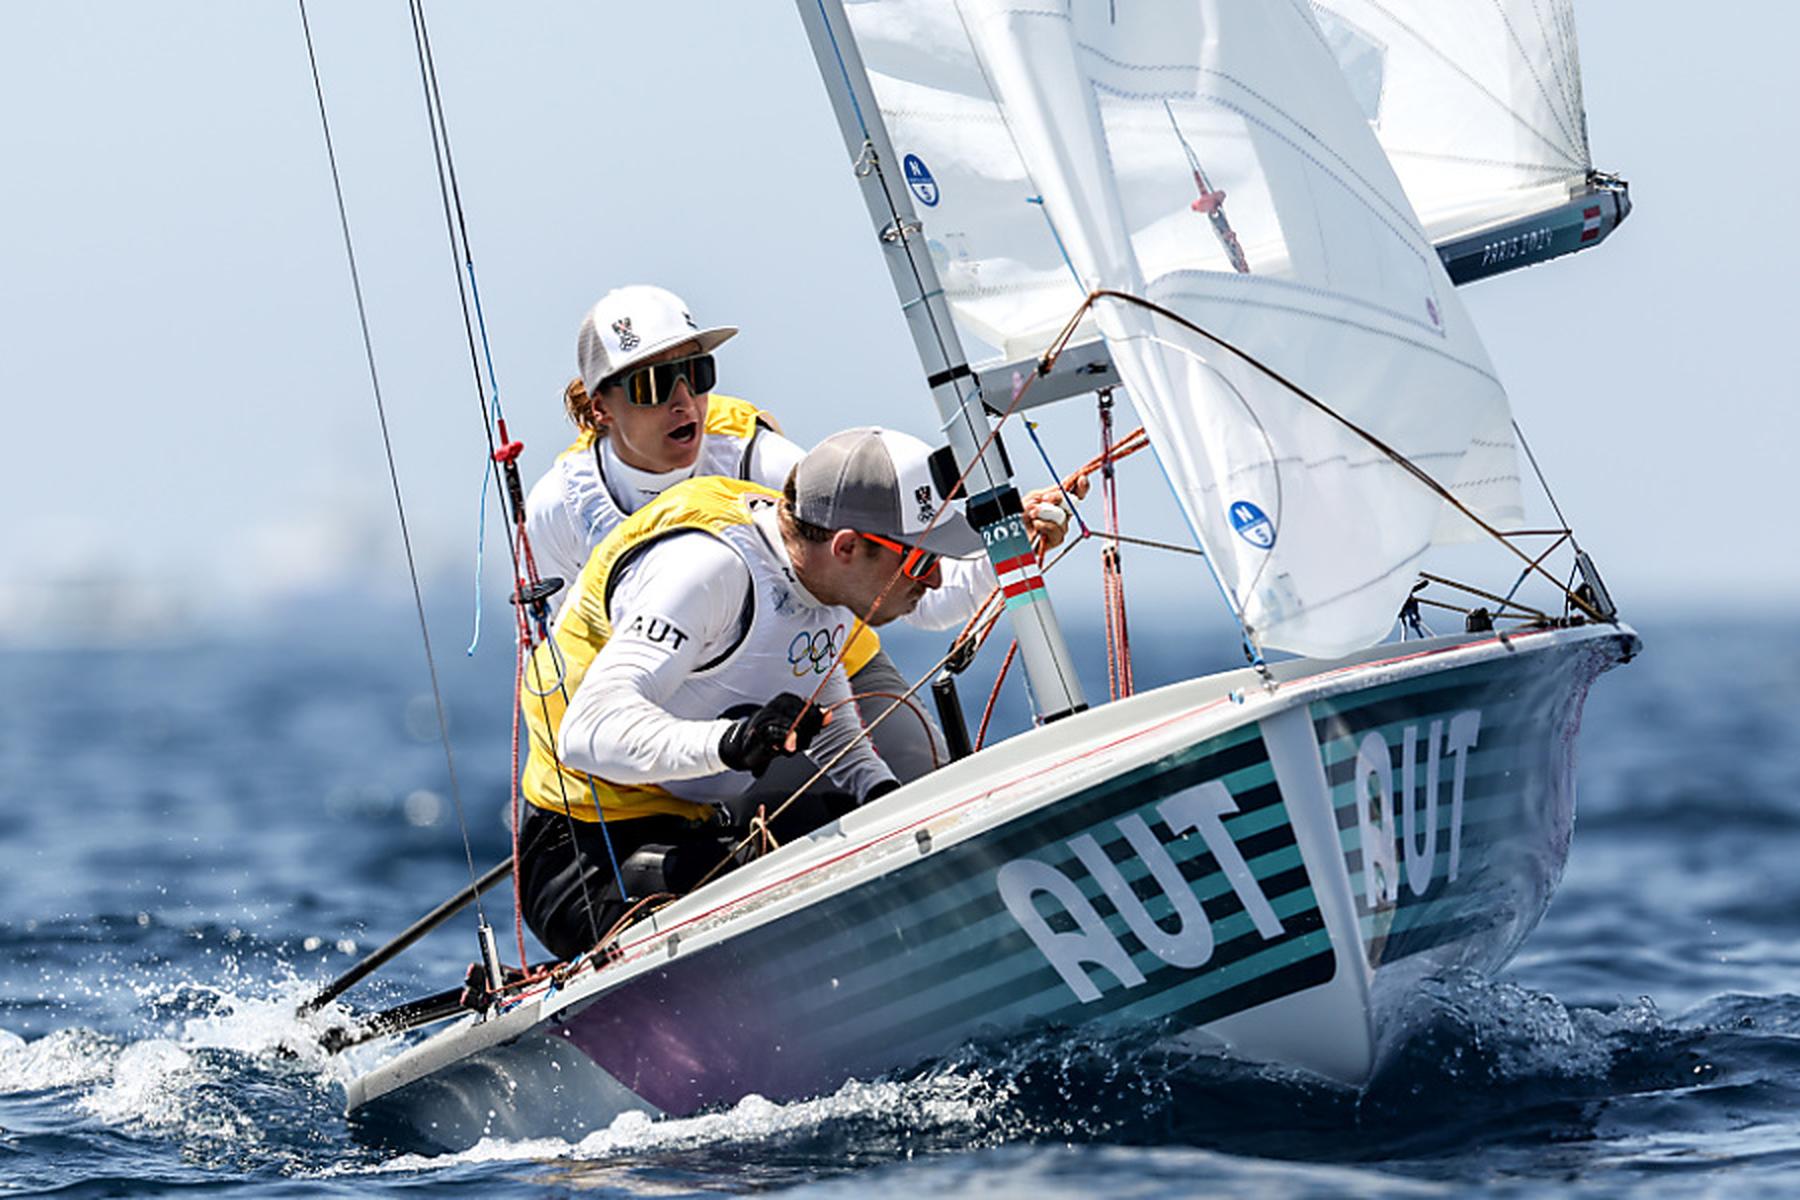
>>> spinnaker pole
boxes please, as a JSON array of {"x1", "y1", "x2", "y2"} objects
[{"x1": 796, "y1": 0, "x2": 1086, "y2": 721}]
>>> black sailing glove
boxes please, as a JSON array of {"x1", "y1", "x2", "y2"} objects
[{"x1": 718, "y1": 693, "x2": 826, "y2": 776}]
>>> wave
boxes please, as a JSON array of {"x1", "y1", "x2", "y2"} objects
[{"x1": 6, "y1": 965, "x2": 1800, "y2": 1192}]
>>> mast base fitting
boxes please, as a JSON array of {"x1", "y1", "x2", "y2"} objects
[
  {"x1": 512, "y1": 578, "x2": 565, "y2": 607},
  {"x1": 458, "y1": 961, "x2": 494, "y2": 1014}
]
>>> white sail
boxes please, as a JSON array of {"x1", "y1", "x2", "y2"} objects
[
  {"x1": 846, "y1": 0, "x2": 1523, "y2": 657},
  {"x1": 847, "y1": 0, "x2": 1595, "y2": 364},
  {"x1": 1312, "y1": 0, "x2": 1593, "y2": 244}
]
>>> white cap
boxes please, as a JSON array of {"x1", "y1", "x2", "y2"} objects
[{"x1": 576, "y1": 285, "x2": 737, "y2": 395}]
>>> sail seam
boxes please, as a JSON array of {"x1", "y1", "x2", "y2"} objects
[
  {"x1": 1149, "y1": 285, "x2": 1500, "y2": 388},
  {"x1": 1354, "y1": 0, "x2": 1583, "y2": 168},
  {"x1": 1492, "y1": 0, "x2": 1584, "y2": 160},
  {"x1": 1090, "y1": 75, "x2": 1434, "y2": 261}
]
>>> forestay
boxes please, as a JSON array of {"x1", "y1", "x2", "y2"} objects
[
  {"x1": 843, "y1": 1, "x2": 1522, "y2": 657},
  {"x1": 1312, "y1": 0, "x2": 1594, "y2": 246}
]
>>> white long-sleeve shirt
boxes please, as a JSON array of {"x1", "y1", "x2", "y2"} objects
[{"x1": 555, "y1": 503, "x2": 997, "y2": 807}]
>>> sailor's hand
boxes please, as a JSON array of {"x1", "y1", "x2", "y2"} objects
[
  {"x1": 718, "y1": 693, "x2": 827, "y2": 776},
  {"x1": 1022, "y1": 479, "x2": 1085, "y2": 551}
]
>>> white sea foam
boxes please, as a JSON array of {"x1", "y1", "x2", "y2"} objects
[
  {"x1": 79, "y1": 1038, "x2": 196, "y2": 1126},
  {"x1": 347, "y1": 1069, "x2": 1001, "y2": 1174},
  {"x1": 1409, "y1": 970, "x2": 1665, "y2": 1084},
  {"x1": 0, "y1": 1026, "x2": 119, "y2": 1094},
  {"x1": 0, "y1": 970, "x2": 361, "y2": 1150}
]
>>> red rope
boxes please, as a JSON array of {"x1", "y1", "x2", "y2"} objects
[
  {"x1": 829, "y1": 691, "x2": 944, "y2": 771},
  {"x1": 508, "y1": 523, "x2": 533, "y2": 970},
  {"x1": 1096, "y1": 394, "x2": 1134, "y2": 699},
  {"x1": 975, "y1": 640, "x2": 1018, "y2": 751}
]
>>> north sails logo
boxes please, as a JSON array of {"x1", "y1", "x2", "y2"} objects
[{"x1": 612, "y1": 317, "x2": 640, "y2": 351}]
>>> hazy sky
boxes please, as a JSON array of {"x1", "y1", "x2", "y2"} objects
[{"x1": 2, "y1": 2, "x2": 1795, "y2": 647}]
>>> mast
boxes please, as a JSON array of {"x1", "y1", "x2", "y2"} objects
[{"x1": 795, "y1": 0, "x2": 1086, "y2": 721}]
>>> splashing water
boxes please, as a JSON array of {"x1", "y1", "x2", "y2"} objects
[{"x1": 5, "y1": 620, "x2": 1800, "y2": 1196}]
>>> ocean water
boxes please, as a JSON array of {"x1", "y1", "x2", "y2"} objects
[{"x1": 2, "y1": 610, "x2": 1798, "y2": 1198}]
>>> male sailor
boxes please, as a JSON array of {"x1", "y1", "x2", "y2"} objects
[
  {"x1": 523, "y1": 284, "x2": 947, "y2": 781},
  {"x1": 516, "y1": 427, "x2": 1036, "y2": 960}
]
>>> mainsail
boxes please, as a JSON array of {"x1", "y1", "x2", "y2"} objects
[{"x1": 841, "y1": 0, "x2": 1524, "y2": 657}]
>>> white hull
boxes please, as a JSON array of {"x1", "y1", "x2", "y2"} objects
[{"x1": 345, "y1": 623, "x2": 1636, "y2": 1151}]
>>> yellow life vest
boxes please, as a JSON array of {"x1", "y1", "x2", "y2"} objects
[{"x1": 520, "y1": 475, "x2": 878, "y2": 824}]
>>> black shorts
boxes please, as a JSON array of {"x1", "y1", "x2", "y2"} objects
[{"x1": 515, "y1": 805, "x2": 732, "y2": 961}]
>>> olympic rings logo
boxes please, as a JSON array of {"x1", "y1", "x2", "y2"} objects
[{"x1": 788, "y1": 625, "x2": 843, "y2": 677}]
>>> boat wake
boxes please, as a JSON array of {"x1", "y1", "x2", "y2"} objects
[
  {"x1": 336, "y1": 970, "x2": 1768, "y2": 1181},
  {"x1": 4, "y1": 959, "x2": 1794, "y2": 1190}
]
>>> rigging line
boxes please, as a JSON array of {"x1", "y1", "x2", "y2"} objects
[
  {"x1": 784, "y1": 291, "x2": 1088, "y2": 729},
  {"x1": 404, "y1": 0, "x2": 621, "y2": 954},
  {"x1": 403, "y1": 0, "x2": 532, "y2": 662},
  {"x1": 408, "y1": 0, "x2": 507, "y2": 657},
  {"x1": 298, "y1": 0, "x2": 484, "y2": 911},
  {"x1": 1510, "y1": 419, "x2": 1577, "y2": 544},
  {"x1": 1101, "y1": 531, "x2": 1205, "y2": 556},
  {"x1": 1125, "y1": 327, "x2": 1277, "y2": 662},
  {"x1": 520, "y1": 644, "x2": 618, "y2": 956},
  {"x1": 1029, "y1": 300, "x2": 1266, "y2": 672},
  {"x1": 1495, "y1": 529, "x2": 1572, "y2": 618},
  {"x1": 828, "y1": 692, "x2": 943, "y2": 772},
  {"x1": 1417, "y1": 571, "x2": 1551, "y2": 622},
  {"x1": 406, "y1": 3, "x2": 510, "y2": 487},
  {"x1": 1019, "y1": 414, "x2": 1092, "y2": 539},
  {"x1": 757, "y1": 491, "x2": 1128, "y2": 877},
  {"x1": 976, "y1": 641, "x2": 1020, "y2": 751},
  {"x1": 1087, "y1": 288, "x2": 1607, "y2": 624},
  {"x1": 693, "y1": 633, "x2": 967, "y2": 896},
  {"x1": 411, "y1": 0, "x2": 509, "y2": 423}
]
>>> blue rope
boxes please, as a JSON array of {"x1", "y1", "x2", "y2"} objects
[
  {"x1": 1019, "y1": 416, "x2": 1092, "y2": 539},
  {"x1": 460, "y1": 263, "x2": 506, "y2": 657},
  {"x1": 1027, "y1": 196, "x2": 1085, "y2": 291},
  {"x1": 583, "y1": 779, "x2": 630, "y2": 905},
  {"x1": 815, "y1": 0, "x2": 872, "y2": 138},
  {"x1": 465, "y1": 456, "x2": 493, "y2": 655}
]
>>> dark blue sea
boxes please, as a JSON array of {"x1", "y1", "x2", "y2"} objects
[{"x1": 3, "y1": 608, "x2": 1798, "y2": 1197}]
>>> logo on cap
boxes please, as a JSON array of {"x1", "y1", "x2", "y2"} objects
[
  {"x1": 612, "y1": 317, "x2": 639, "y2": 352},
  {"x1": 914, "y1": 485, "x2": 936, "y2": 524}
]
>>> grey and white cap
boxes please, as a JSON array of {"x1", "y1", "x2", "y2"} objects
[
  {"x1": 791, "y1": 427, "x2": 985, "y2": 559},
  {"x1": 576, "y1": 285, "x2": 737, "y2": 395}
]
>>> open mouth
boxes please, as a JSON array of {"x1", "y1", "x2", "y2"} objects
[{"x1": 668, "y1": 421, "x2": 699, "y2": 445}]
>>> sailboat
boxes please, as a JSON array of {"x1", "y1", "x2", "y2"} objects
[{"x1": 337, "y1": 0, "x2": 1635, "y2": 1152}]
